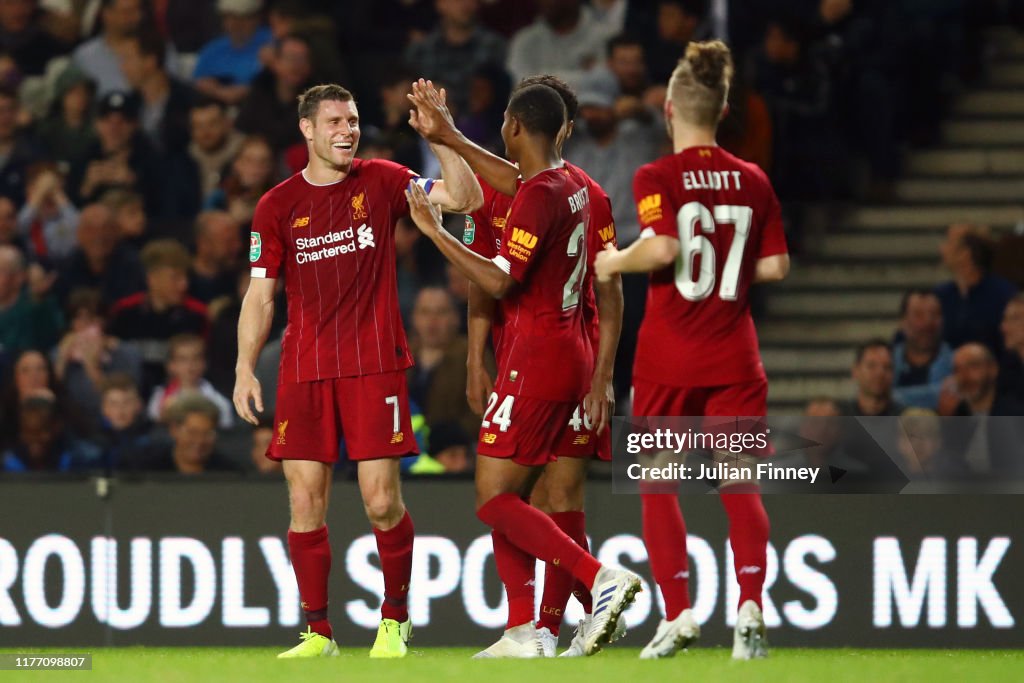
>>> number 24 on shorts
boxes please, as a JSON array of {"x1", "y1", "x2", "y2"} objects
[{"x1": 481, "y1": 393, "x2": 593, "y2": 433}]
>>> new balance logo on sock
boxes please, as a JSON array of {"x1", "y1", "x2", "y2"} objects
[
  {"x1": 672, "y1": 571, "x2": 690, "y2": 580},
  {"x1": 525, "y1": 579, "x2": 536, "y2": 586},
  {"x1": 738, "y1": 566, "x2": 762, "y2": 575}
]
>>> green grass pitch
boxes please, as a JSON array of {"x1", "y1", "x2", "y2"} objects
[{"x1": 4, "y1": 648, "x2": 1023, "y2": 683}]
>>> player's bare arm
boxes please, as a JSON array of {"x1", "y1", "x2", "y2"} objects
[
  {"x1": 405, "y1": 181, "x2": 515, "y2": 299},
  {"x1": 425, "y1": 141, "x2": 485, "y2": 212},
  {"x1": 754, "y1": 253, "x2": 791, "y2": 283},
  {"x1": 586, "y1": 274, "x2": 624, "y2": 434},
  {"x1": 234, "y1": 276, "x2": 276, "y2": 425},
  {"x1": 466, "y1": 283, "x2": 496, "y2": 415},
  {"x1": 408, "y1": 79, "x2": 520, "y2": 195},
  {"x1": 594, "y1": 235, "x2": 679, "y2": 281}
]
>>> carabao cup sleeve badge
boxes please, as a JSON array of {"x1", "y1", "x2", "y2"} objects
[
  {"x1": 250, "y1": 232, "x2": 262, "y2": 262},
  {"x1": 463, "y1": 216, "x2": 476, "y2": 245}
]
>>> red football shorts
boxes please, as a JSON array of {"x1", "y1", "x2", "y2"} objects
[
  {"x1": 553, "y1": 401, "x2": 612, "y2": 461},
  {"x1": 632, "y1": 376, "x2": 771, "y2": 459},
  {"x1": 632, "y1": 376, "x2": 768, "y2": 418},
  {"x1": 267, "y1": 370, "x2": 418, "y2": 463},
  {"x1": 476, "y1": 392, "x2": 577, "y2": 467}
]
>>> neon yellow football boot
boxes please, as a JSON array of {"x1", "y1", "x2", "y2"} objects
[
  {"x1": 369, "y1": 618, "x2": 412, "y2": 658},
  {"x1": 277, "y1": 626, "x2": 339, "y2": 658}
]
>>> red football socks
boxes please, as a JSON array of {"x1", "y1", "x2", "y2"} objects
[
  {"x1": 538, "y1": 511, "x2": 589, "y2": 634},
  {"x1": 478, "y1": 493, "x2": 601, "y2": 591},
  {"x1": 287, "y1": 525, "x2": 333, "y2": 638},
  {"x1": 720, "y1": 485, "x2": 770, "y2": 609},
  {"x1": 373, "y1": 510, "x2": 415, "y2": 622},
  {"x1": 641, "y1": 493, "x2": 691, "y2": 620},
  {"x1": 492, "y1": 530, "x2": 537, "y2": 629}
]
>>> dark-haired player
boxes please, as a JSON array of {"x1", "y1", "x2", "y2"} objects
[
  {"x1": 596, "y1": 41, "x2": 790, "y2": 660},
  {"x1": 408, "y1": 75, "x2": 624, "y2": 657},
  {"x1": 405, "y1": 83, "x2": 641, "y2": 658},
  {"x1": 234, "y1": 83, "x2": 482, "y2": 658}
]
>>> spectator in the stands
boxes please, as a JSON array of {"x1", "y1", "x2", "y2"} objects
[
  {"x1": 843, "y1": 339, "x2": 905, "y2": 417},
  {"x1": 563, "y1": 86, "x2": 661, "y2": 246},
  {"x1": 454, "y1": 63, "x2": 511, "y2": 150},
  {"x1": 188, "y1": 98, "x2": 244, "y2": 201},
  {"x1": 0, "y1": 0, "x2": 69, "y2": 76},
  {"x1": 754, "y1": 15, "x2": 843, "y2": 201},
  {"x1": 96, "y1": 372, "x2": 151, "y2": 470},
  {"x1": 67, "y1": 91, "x2": 162, "y2": 212},
  {"x1": 0, "y1": 245, "x2": 62, "y2": 355},
  {"x1": 107, "y1": 239, "x2": 208, "y2": 393},
  {"x1": 1, "y1": 395, "x2": 99, "y2": 472},
  {"x1": 132, "y1": 391, "x2": 239, "y2": 473},
  {"x1": 375, "y1": 69, "x2": 427, "y2": 172},
  {"x1": 942, "y1": 343, "x2": 1024, "y2": 475},
  {"x1": 72, "y1": 0, "x2": 176, "y2": 97},
  {"x1": 235, "y1": 33, "x2": 315, "y2": 152},
  {"x1": 404, "y1": 0, "x2": 507, "y2": 115},
  {"x1": 34, "y1": 66, "x2": 97, "y2": 167},
  {"x1": 189, "y1": 210, "x2": 242, "y2": 304},
  {"x1": 100, "y1": 188, "x2": 146, "y2": 247},
  {"x1": 120, "y1": 29, "x2": 194, "y2": 153},
  {"x1": 506, "y1": 0, "x2": 612, "y2": 87},
  {"x1": 53, "y1": 288, "x2": 142, "y2": 432},
  {"x1": 17, "y1": 163, "x2": 79, "y2": 263},
  {"x1": 0, "y1": 196, "x2": 23, "y2": 251},
  {"x1": 892, "y1": 289, "x2": 953, "y2": 410},
  {"x1": 584, "y1": 33, "x2": 650, "y2": 106},
  {"x1": 0, "y1": 86, "x2": 41, "y2": 203},
  {"x1": 56, "y1": 203, "x2": 145, "y2": 305},
  {"x1": 407, "y1": 286, "x2": 491, "y2": 437},
  {"x1": 147, "y1": 333, "x2": 232, "y2": 428},
  {"x1": 949, "y1": 343, "x2": 1024, "y2": 418},
  {"x1": 193, "y1": 0, "x2": 273, "y2": 106},
  {"x1": 249, "y1": 418, "x2": 281, "y2": 474},
  {"x1": 999, "y1": 293, "x2": 1024, "y2": 404},
  {"x1": 644, "y1": 0, "x2": 707, "y2": 85},
  {"x1": 936, "y1": 224, "x2": 1017, "y2": 353},
  {"x1": 428, "y1": 420, "x2": 473, "y2": 473},
  {"x1": 204, "y1": 135, "x2": 275, "y2": 227},
  {"x1": 0, "y1": 347, "x2": 92, "y2": 444},
  {"x1": 896, "y1": 409, "x2": 962, "y2": 478}
]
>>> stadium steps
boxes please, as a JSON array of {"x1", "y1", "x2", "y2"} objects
[
  {"x1": 905, "y1": 148, "x2": 1024, "y2": 176},
  {"x1": 760, "y1": 27, "x2": 1024, "y2": 412}
]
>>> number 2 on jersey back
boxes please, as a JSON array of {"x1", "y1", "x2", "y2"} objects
[
  {"x1": 675, "y1": 201, "x2": 752, "y2": 302},
  {"x1": 562, "y1": 222, "x2": 586, "y2": 310}
]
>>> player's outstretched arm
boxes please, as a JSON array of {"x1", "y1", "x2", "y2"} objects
[
  {"x1": 406, "y1": 181, "x2": 515, "y2": 299},
  {"x1": 234, "y1": 276, "x2": 275, "y2": 425},
  {"x1": 754, "y1": 253, "x2": 791, "y2": 283},
  {"x1": 408, "y1": 79, "x2": 520, "y2": 196},
  {"x1": 426, "y1": 142, "x2": 485, "y2": 213},
  {"x1": 594, "y1": 235, "x2": 679, "y2": 281},
  {"x1": 466, "y1": 283, "x2": 495, "y2": 415},
  {"x1": 586, "y1": 274, "x2": 624, "y2": 434}
]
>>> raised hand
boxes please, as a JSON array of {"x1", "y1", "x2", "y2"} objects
[{"x1": 407, "y1": 78, "x2": 458, "y2": 145}]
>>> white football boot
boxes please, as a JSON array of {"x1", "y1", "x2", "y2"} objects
[{"x1": 639, "y1": 608, "x2": 700, "y2": 659}]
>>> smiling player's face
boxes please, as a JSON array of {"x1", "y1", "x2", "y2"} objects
[{"x1": 309, "y1": 99, "x2": 360, "y2": 170}]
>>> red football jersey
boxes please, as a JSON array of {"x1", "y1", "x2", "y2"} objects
[
  {"x1": 250, "y1": 159, "x2": 422, "y2": 383},
  {"x1": 488, "y1": 166, "x2": 595, "y2": 401},
  {"x1": 632, "y1": 146, "x2": 788, "y2": 387},
  {"x1": 466, "y1": 165, "x2": 616, "y2": 356}
]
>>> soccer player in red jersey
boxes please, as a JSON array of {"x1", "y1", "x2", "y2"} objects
[
  {"x1": 407, "y1": 76, "x2": 624, "y2": 657},
  {"x1": 405, "y1": 82, "x2": 641, "y2": 658},
  {"x1": 595, "y1": 41, "x2": 790, "y2": 660},
  {"x1": 232, "y1": 84, "x2": 483, "y2": 658}
]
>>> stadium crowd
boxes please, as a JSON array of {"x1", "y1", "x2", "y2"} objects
[{"x1": 0, "y1": 0, "x2": 1022, "y2": 476}]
